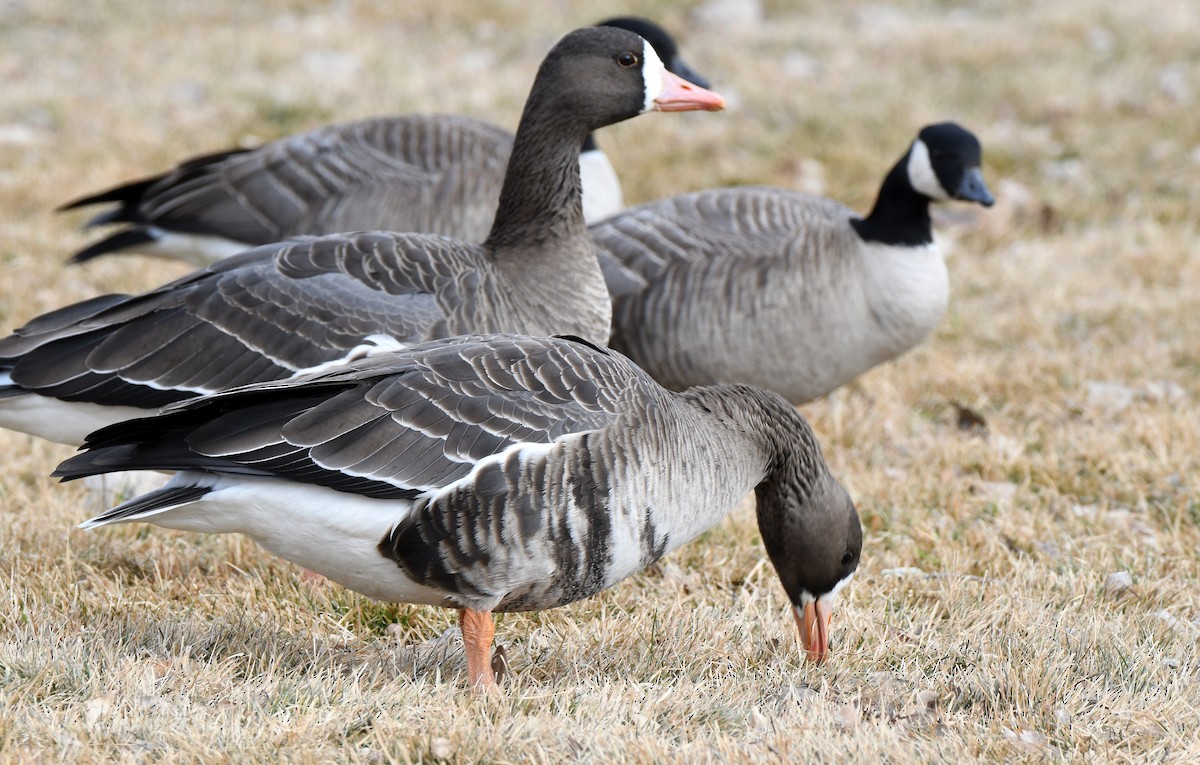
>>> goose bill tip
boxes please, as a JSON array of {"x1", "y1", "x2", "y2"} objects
[
  {"x1": 957, "y1": 167, "x2": 995, "y2": 207},
  {"x1": 794, "y1": 600, "x2": 832, "y2": 664}
]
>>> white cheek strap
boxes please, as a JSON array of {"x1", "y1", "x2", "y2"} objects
[{"x1": 907, "y1": 139, "x2": 950, "y2": 200}]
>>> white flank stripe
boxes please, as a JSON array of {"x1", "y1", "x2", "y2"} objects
[
  {"x1": 906, "y1": 139, "x2": 950, "y2": 200},
  {"x1": 640, "y1": 39, "x2": 666, "y2": 113},
  {"x1": 291, "y1": 334, "x2": 408, "y2": 377},
  {"x1": 422, "y1": 438, "x2": 559, "y2": 506}
]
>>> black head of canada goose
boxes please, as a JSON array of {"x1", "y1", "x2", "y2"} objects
[
  {"x1": 54, "y1": 333, "x2": 862, "y2": 692},
  {"x1": 59, "y1": 18, "x2": 712, "y2": 266},
  {"x1": 0, "y1": 26, "x2": 724, "y2": 446},
  {"x1": 594, "y1": 122, "x2": 993, "y2": 404}
]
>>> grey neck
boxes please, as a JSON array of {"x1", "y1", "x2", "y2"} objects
[
  {"x1": 484, "y1": 104, "x2": 590, "y2": 255},
  {"x1": 684, "y1": 385, "x2": 856, "y2": 602},
  {"x1": 682, "y1": 384, "x2": 822, "y2": 479}
]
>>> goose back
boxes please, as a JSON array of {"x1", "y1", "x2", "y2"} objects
[
  {"x1": 595, "y1": 186, "x2": 950, "y2": 402},
  {"x1": 167, "y1": 116, "x2": 510, "y2": 244}
]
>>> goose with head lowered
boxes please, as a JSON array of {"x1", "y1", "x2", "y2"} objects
[
  {"x1": 54, "y1": 333, "x2": 862, "y2": 692},
  {"x1": 594, "y1": 122, "x2": 993, "y2": 404},
  {"x1": 0, "y1": 25, "x2": 723, "y2": 446},
  {"x1": 59, "y1": 17, "x2": 711, "y2": 266}
]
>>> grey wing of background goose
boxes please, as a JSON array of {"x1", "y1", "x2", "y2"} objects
[
  {"x1": 0, "y1": 233, "x2": 482, "y2": 407},
  {"x1": 139, "y1": 116, "x2": 515, "y2": 244},
  {"x1": 59, "y1": 335, "x2": 650, "y2": 499},
  {"x1": 593, "y1": 186, "x2": 855, "y2": 296}
]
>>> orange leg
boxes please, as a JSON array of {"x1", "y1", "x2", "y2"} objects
[{"x1": 459, "y1": 608, "x2": 498, "y2": 693}]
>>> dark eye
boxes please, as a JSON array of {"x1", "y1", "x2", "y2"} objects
[
  {"x1": 841, "y1": 551, "x2": 855, "y2": 566},
  {"x1": 617, "y1": 52, "x2": 639, "y2": 68}
]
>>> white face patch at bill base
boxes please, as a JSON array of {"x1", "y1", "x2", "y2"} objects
[
  {"x1": 906, "y1": 139, "x2": 951, "y2": 201},
  {"x1": 796, "y1": 570, "x2": 856, "y2": 608},
  {"x1": 640, "y1": 39, "x2": 666, "y2": 113}
]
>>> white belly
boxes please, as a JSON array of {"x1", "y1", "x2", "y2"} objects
[
  {"x1": 119, "y1": 474, "x2": 449, "y2": 605},
  {"x1": 0, "y1": 386, "x2": 151, "y2": 445}
]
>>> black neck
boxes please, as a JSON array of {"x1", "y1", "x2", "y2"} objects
[
  {"x1": 485, "y1": 95, "x2": 589, "y2": 252},
  {"x1": 849, "y1": 154, "x2": 934, "y2": 247},
  {"x1": 581, "y1": 133, "x2": 599, "y2": 153}
]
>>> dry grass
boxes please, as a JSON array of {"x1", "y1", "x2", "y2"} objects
[{"x1": 2, "y1": 0, "x2": 1199, "y2": 762}]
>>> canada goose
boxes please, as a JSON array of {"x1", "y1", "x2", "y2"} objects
[
  {"x1": 60, "y1": 17, "x2": 710, "y2": 266},
  {"x1": 56, "y1": 333, "x2": 862, "y2": 692},
  {"x1": 593, "y1": 122, "x2": 994, "y2": 403},
  {"x1": 0, "y1": 25, "x2": 724, "y2": 446}
]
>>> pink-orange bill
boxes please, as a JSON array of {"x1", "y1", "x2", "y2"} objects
[
  {"x1": 794, "y1": 599, "x2": 832, "y2": 663},
  {"x1": 653, "y1": 70, "x2": 725, "y2": 112}
]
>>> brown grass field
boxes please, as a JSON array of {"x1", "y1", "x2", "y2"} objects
[{"x1": 2, "y1": 0, "x2": 1199, "y2": 762}]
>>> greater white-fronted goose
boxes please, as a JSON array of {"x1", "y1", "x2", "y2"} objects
[
  {"x1": 60, "y1": 17, "x2": 710, "y2": 265},
  {"x1": 0, "y1": 26, "x2": 724, "y2": 446},
  {"x1": 55, "y1": 334, "x2": 862, "y2": 691},
  {"x1": 594, "y1": 122, "x2": 994, "y2": 403}
]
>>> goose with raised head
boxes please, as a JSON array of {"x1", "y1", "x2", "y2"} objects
[
  {"x1": 594, "y1": 122, "x2": 994, "y2": 404},
  {"x1": 54, "y1": 333, "x2": 862, "y2": 692},
  {"x1": 0, "y1": 25, "x2": 724, "y2": 446},
  {"x1": 60, "y1": 17, "x2": 710, "y2": 266}
]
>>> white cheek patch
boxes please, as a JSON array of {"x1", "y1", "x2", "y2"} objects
[
  {"x1": 907, "y1": 139, "x2": 951, "y2": 200},
  {"x1": 640, "y1": 38, "x2": 666, "y2": 113}
]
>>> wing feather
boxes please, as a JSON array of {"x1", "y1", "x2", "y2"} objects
[
  {"x1": 593, "y1": 186, "x2": 856, "y2": 293},
  {"x1": 2, "y1": 232, "x2": 488, "y2": 409},
  {"x1": 64, "y1": 116, "x2": 515, "y2": 259},
  {"x1": 56, "y1": 336, "x2": 664, "y2": 501}
]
